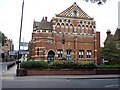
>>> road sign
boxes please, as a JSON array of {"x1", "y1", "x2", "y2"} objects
[
  {"x1": 20, "y1": 42, "x2": 28, "y2": 46},
  {"x1": 18, "y1": 51, "x2": 29, "y2": 54},
  {"x1": 9, "y1": 51, "x2": 18, "y2": 55}
]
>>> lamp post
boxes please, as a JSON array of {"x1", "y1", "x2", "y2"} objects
[{"x1": 17, "y1": 0, "x2": 24, "y2": 69}]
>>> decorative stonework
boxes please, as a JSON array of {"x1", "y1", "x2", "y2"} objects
[
  {"x1": 31, "y1": 2, "x2": 101, "y2": 64},
  {"x1": 56, "y1": 2, "x2": 92, "y2": 20}
]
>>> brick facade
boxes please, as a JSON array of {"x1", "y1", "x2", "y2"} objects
[{"x1": 31, "y1": 2, "x2": 100, "y2": 64}]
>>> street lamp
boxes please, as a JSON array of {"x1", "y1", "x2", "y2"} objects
[{"x1": 17, "y1": 0, "x2": 24, "y2": 69}]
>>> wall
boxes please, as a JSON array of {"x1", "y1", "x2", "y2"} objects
[{"x1": 16, "y1": 69, "x2": 120, "y2": 76}]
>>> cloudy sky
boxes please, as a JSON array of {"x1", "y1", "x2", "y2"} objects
[{"x1": 0, "y1": 0, "x2": 119, "y2": 50}]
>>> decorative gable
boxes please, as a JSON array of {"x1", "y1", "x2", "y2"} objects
[{"x1": 56, "y1": 2, "x2": 92, "y2": 20}]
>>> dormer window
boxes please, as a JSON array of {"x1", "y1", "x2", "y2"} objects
[{"x1": 73, "y1": 10, "x2": 77, "y2": 17}]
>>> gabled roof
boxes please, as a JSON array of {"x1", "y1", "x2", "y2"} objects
[
  {"x1": 104, "y1": 30, "x2": 114, "y2": 46},
  {"x1": 114, "y1": 28, "x2": 120, "y2": 40},
  {"x1": 33, "y1": 17, "x2": 53, "y2": 30},
  {"x1": 56, "y1": 2, "x2": 92, "y2": 20},
  {"x1": 104, "y1": 34, "x2": 114, "y2": 43}
]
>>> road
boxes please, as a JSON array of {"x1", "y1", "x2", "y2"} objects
[
  {"x1": 2, "y1": 78, "x2": 119, "y2": 88},
  {"x1": 1, "y1": 63, "x2": 120, "y2": 90}
]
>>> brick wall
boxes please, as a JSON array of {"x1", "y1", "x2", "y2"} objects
[
  {"x1": 16, "y1": 69, "x2": 120, "y2": 76},
  {"x1": 31, "y1": 6, "x2": 101, "y2": 64}
]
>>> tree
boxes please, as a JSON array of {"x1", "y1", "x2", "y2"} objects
[
  {"x1": 84, "y1": 0, "x2": 109, "y2": 5},
  {"x1": 101, "y1": 41, "x2": 120, "y2": 64},
  {"x1": 0, "y1": 31, "x2": 7, "y2": 46}
]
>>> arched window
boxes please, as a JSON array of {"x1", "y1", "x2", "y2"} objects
[
  {"x1": 56, "y1": 23, "x2": 60, "y2": 32},
  {"x1": 59, "y1": 19, "x2": 62, "y2": 22},
  {"x1": 82, "y1": 25, "x2": 85, "y2": 33},
  {"x1": 73, "y1": 10, "x2": 77, "y2": 17},
  {"x1": 57, "y1": 23, "x2": 60, "y2": 26},
  {"x1": 69, "y1": 24, "x2": 73, "y2": 33},
  {"x1": 61, "y1": 23, "x2": 64, "y2": 29},
  {"x1": 64, "y1": 19, "x2": 66, "y2": 22},
  {"x1": 61, "y1": 23, "x2": 64, "y2": 26},
  {"x1": 88, "y1": 22, "x2": 90, "y2": 25},
  {"x1": 37, "y1": 48, "x2": 40, "y2": 55},
  {"x1": 68, "y1": 20, "x2": 70, "y2": 23},
  {"x1": 66, "y1": 23, "x2": 69, "y2": 27},
  {"x1": 89, "y1": 26, "x2": 92, "y2": 34},
  {"x1": 70, "y1": 24, "x2": 73, "y2": 27},
  {"x1": 80, "y1": 21, "x2": 82, "y2": 24},
  {"x1": 66, "y1": 23, "x2": 69, "y2": 32},
  {"x1": 86, "y1": 25, "x2": 89, "y2": 34},
  {"x1": 77, "y1": 24, "x2": 81, "y2": 33}
]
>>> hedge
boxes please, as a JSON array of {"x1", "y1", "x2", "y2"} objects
[
  {"x1": 97, "y1": 64, "x2": 120, "y2": 69},
  {"x1": 20, "y1": 61, "x2": 97, "y2": 70},
  {"x1": 20, "y1": 61, "x2": 48, "y2": 70}
]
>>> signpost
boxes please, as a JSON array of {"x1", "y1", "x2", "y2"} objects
[
  {"x1": 9, "y1": 51, "x2": 18, "y2": 55},
  {"x1": 18, "y1": 51, "x2": 29, "y2": 54},
  {"x1": 20, "y1": 42, "x2": 28, "y2": 46}
]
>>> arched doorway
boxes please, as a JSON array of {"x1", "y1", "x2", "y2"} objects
[{"x1": 48, "y1": 50, "x2": 55, "y2": 63}]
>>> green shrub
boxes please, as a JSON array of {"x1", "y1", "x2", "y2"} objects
[
  {"x1": 20, "y1": 61, "x2": 97, "y2": 70},
  {"x1": 20, "y1": 61, "x2": 48, "y2": 70},
  {"x1": 83, "y1": 63, "x2": 97, "y2": 69},
  {"x1": 62, "y1": 61, "x2": 74, "y2": 69},
  {"x1": 48, "y1": 61, "x2": 96, "y2": 70},
  {"x1": 69, "y1": 62, "x2": 81, "y2": 69},
  {"x1": 97, "y1": 64, "x2": 120, "y2": 69},
  {"x1": 48, "y1": 61, "x2": 64, "y2": 69}
]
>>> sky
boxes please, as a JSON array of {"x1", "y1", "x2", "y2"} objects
[{"x1": 0, "y1": 0, "x2": 119, "y2": 50}]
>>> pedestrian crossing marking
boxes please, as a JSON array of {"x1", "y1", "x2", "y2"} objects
[{"x1": 1, "y1": 76, "x2": 14, "y2": 80}]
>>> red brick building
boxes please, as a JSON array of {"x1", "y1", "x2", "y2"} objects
[{"x1": 31, "y1": 2, "x2": 101, "y2": 64}]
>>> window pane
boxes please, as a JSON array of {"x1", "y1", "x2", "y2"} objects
[{"x1": 79, "y1": 50, "x2": 84, "y2": 59}]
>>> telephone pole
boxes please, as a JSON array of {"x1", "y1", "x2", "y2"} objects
[{"x1": 17, "y1": 0, "x2": 24, "y2": 69}]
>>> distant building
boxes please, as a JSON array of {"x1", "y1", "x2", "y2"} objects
[
  {"x1": 3, "y1": 39, "x2": 14, "y2": 52},
  {"x1": 31, "y1": 2, "x2": 101, "y2": 64},
  {"x1": 2, "y1": 39, "x2": 14, "y2": 62},
  {"x1": 104, "y1": 28, "x2": 120, "y2": 49},
  {"x1": 104, "y1": 1, "x2": 120, "y2": 48}
]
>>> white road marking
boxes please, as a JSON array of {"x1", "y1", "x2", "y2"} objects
[
  {"x1": 1, "y1": 76, "x2": 14, "y2": 80},
  {"x1": 105, "y1": 84, "x2": 119, "y2": 87}
]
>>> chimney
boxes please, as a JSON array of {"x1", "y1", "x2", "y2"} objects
[
  {"x1": 41, "y1": 17, "x2": 44, "y2": 21},
  {"x1": 45, "y1": 17, "x2": 47, "y2": 21},
  {"x1": 106, "y1": 29, "x2": 111, "y2": 37}
]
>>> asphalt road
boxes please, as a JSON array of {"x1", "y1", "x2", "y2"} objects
[{"x1": 2, "y1": 79, "x2": 119, "y2": 88}]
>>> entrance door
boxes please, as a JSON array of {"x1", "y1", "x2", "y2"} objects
[{"x1": 48, "y1": 50, "x2": 55, "y2": 63}]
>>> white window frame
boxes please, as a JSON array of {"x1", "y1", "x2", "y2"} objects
[
  {"x1": 79, "y1": 50, "x2": 84, "y2": 59},
  {"x1": 58, "y1": 50, "x2": 63, "y2": 60},
  {"x1": 87, "y1": 50, "x2": 92, "y2": 59}
]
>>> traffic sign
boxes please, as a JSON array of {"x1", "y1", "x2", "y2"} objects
[
  {"x1": 9, "y1": 51, "x2": 18, "y2": 55},
  {"x1": 18, "y1": 51, "x2": 29, "y2": 54},
  {"x1": 20, "y1": 42, "x2": 28, "y2": 46}
]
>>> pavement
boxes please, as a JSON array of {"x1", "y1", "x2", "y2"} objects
[{"x1": 1, "y1": 64, "x2": 120, "y2": 81}]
